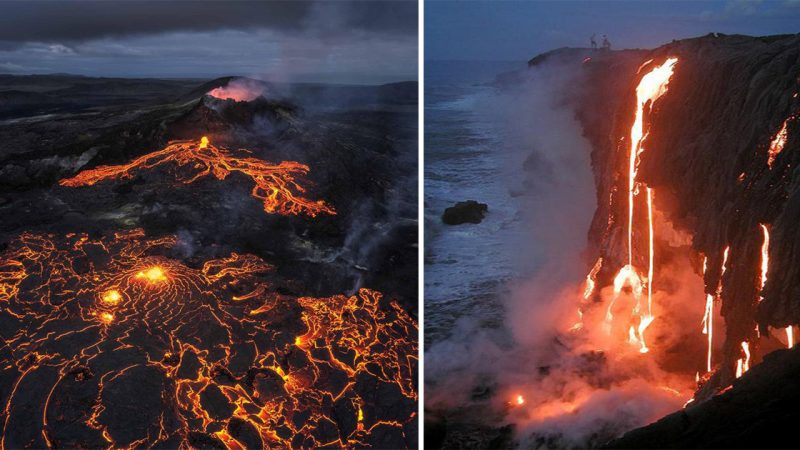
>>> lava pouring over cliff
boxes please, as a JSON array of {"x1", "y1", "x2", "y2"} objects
[
  {"x1": 489, "y1": 56, "x2": 704, "y2": 447},
  {"x1": 590, "y1": 57, "x2": 678, "y2": 355}
]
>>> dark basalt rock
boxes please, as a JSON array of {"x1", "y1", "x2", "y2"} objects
[
  {"x1": 442, "y1": 200, "x2": 488, "y2": 225},
  {"x1": 606, "y1": 347, "x2": 800, "y2": 449}
]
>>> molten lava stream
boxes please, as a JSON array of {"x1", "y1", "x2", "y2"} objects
[
  {"x1": 767, "y1": 116, "x2": 792, "y2": 168},
  {"x1": 758, "y1": 224, "x2": 769, "y2": 303},
  {"x1": 732, "y1": 225, "x2": 771, "y2": 378},
  {"x1": 59, "y1": 137, "x2": 335, "y2": 218},
  {"x1": 701, "y1": 246, "x2": 729, "y2": 373}
]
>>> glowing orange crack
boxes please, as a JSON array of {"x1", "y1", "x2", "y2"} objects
[
  {"x1": 767, "y1": 117, "x2": 791, "y2": 168},
  {"x1": 0, "y1": 230, "x2": 416, "y2": 449}
]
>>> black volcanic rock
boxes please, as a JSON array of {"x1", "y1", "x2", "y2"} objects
[
  {"x1": 607, "y1": 347, "x2": 800, "y2": 449},
  {"x1": 442, "y1": 200, "x2": 488, "y2": 225},
  {"x1": 165, "y1": 95, "x2": 298, "y2": 143}
]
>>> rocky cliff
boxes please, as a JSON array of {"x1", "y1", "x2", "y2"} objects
[{"x1": 562, "y1": 33, "x2": 800, "y2": 444}]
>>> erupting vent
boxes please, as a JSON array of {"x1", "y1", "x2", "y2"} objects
[
  {"x1": 60, "y1": 137, "x2": 335, "y2": 218},
  {"x1": 0, "y1": 229, "x2": 416, "y2": 448}
]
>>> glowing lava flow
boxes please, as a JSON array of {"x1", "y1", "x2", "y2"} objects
[
  {"x1": 701, "y1": 246, "x2": 729, "y2": 372},
  {"x1": 0, "y1": 230, "x2": 416, "y2": 449},
  {"x1": 736, "y1": 341, "x2": 751, "y2": 378},
  {"x1": 59, "y1": 137, "x2": 335, "y2": 218},
  {"x1": 645, "y1": 187, "x2": 654, "y2": 333},
  {"x1": 572, "y1": 258, "x2": 603, "y2": 332},
  {"x1": 758, "y1": 224, "x2": 770, "y2": 303},
  {"x1": 767, "y1": 118, "x2": 790, "y2": 168},
  {"x1": 701, "y1": 292, "x2": 714, "y2": 372},
  {"x1": 737, "y1": 226, "x2": 768, "y2": 376},
  {"x1": 604, "y1": 58, "x2": 677, "y2": 353},
  {"x1": 583, "y1": 258, "x2": 603, "y2": 300},
  {"x1": 626, "y1": 58, "x2": 678, "y2": 265},
  {"x1": 753, "y1": 225, "x2": 794, "y2": 350}
]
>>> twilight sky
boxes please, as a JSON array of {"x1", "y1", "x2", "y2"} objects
[
  {"x1": 426, "y1": 0, "x2": 800, "y2": 61},
  {"x1": 0, "y1": 0, "x2": 418, "y2": 84}
]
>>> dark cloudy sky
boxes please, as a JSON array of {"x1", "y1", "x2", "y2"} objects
[
  {"x1": 426, "y1": 0, "x2": 800, "y2": 61},
  {"x1": 0, "y1": 1, "x2": 417, "y2": 84}
]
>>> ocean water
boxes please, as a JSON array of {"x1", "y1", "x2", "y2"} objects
[{"x1": 424, "y1": 60, "x2": 527, "y2": 346}]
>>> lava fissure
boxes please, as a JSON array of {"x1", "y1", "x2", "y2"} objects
[{"x1": 59, "y1": 137, "x2": 335, "y2": 218}]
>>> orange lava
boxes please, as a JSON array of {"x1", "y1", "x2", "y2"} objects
[
  {"x1": 0, "y1": 230, "x2": 415, "y2": 449},
  {"x1": 59, "y1": 137, "x2": 335, "y2": 218},
  {"x1": 701, "y1": 246, "x2": 729, "y2": 373},
  {"x1": 583, "y1": 257, "x2": 603, "y2": 300},
  {"x1": 736, "y1": 341, "x2": 751, "y2": 378},
  {"x1": 98, "y1": 311, "x2": 114, "y2": 324},
  {"x1": 100, "y1": 290, "x2": 121, "y2": 305},
  {"x1": 767, "y1": 118, "x2": 790, "y2": 168},
  {"x1": 758, "y1": 224, "x2": 770, "y2": 303},
  {"x1": 136, "y1": 266, "x2": 167, "y2": 283},
  {"x1": 605, "y1": 57, "x2": 677, "y2": 354}
]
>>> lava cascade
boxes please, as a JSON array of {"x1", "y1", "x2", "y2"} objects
[
  {"x1": 594, "y1": 58, "x2": 678, "y2": 354},
  {"x1": 576, "y1": 35, "x2": 800, "y2": 401}
]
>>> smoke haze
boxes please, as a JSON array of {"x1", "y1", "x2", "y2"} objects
[{"x1": 0, "y1": 1, "x2": 417, "y2": 83}]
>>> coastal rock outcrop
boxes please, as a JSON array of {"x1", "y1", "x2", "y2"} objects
[{"x1": 442, "y1": 200, "x2": 488, "y2": 225}]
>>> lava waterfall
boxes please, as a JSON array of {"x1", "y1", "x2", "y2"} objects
[{"x1": 570, "y1": 33, "x2": 800, "y2": 441}]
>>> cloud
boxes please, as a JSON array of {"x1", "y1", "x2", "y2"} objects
[
  {"x1": 0, "y1": 61, "x2": 24, "y2": 72},
  {"x1": 38, "y1": 44, "x2": 76, "y2": 55},
  {"x1": 0, "y1": 1, "x2": 417, "y2": 45},
  {"x1": 0, "y1": 1, "x2": 417, "y2": 82},
  {"x1": 0, "y1": 29, "x2": 417, "y2": 82},
  {"x1": 724, "y1": 0, "x2": 765, "y2": 16}
]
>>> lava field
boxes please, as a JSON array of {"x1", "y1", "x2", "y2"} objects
[{"x1": 0, "y1": 76, "x2": 418, "y2": 449}]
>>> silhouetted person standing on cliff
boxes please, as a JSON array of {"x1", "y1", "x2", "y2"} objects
[
  {"x1": 602, "y1": 35, "x2": 611, "y2": 51},
  {"x1": 590, "y1": 34, "x2": 597, "y2": 50}
]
